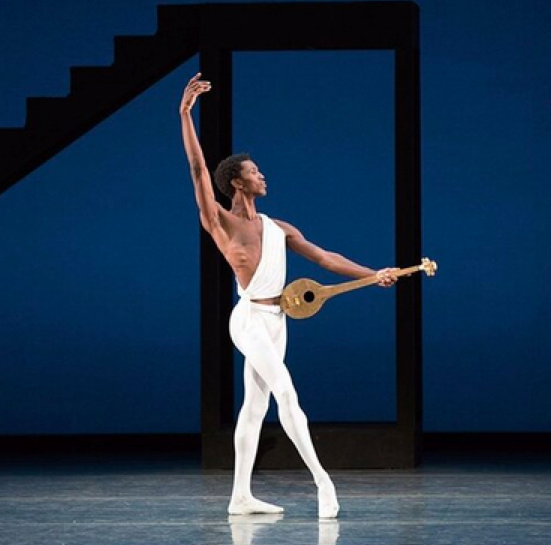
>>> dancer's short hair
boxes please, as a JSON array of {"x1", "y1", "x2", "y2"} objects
[{"x1": 214, "y1": 153, "x2": 251, "y2": 198}]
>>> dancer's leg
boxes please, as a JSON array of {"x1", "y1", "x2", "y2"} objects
[
  {"x1": 236, "y1": 311, "x2": 339, "y2": 518},
  {"x1": 269, "y1": 367, "x2": 339, "y2": 518},
  {"x1": 231, "y1": 361, "x2": 269, "y2": 500},
  {"x1": 229, "y1": 361, "x2": 284, "y2": 515}
]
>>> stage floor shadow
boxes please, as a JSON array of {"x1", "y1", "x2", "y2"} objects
[{"x1": 0, "y1": 451, "x2": 549, "y2": 545}]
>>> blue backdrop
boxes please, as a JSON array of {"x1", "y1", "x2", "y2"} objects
[{"x1": 0, "y1": 0, "x2": 549, "y2": 434}]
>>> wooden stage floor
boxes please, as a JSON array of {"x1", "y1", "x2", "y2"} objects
[{"x1": 0, "y1": 451, "x2": 549, "y2": 544}]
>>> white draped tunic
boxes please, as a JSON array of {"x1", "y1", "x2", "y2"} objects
[
  {"x1": 230, "y1": 214, "x2": 287, "y2": 340},
  {"x1": 236, "y1": 213, "x2": 286, "y2": 301}
]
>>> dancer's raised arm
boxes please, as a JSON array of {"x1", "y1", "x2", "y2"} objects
[{"x1": 179, "y1": 73, "x2": 220, "y2": 232}]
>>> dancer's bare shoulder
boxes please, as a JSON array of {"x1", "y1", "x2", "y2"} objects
[
  {"x1": 273, "y1": 218, "x2": 326, "y2": 263},
  {"x1": 273, "y1": 218, "x2": 296, "y2": 236},
  {"x1": 273, "y1": 218, "x2": 306, "y2": 246}
]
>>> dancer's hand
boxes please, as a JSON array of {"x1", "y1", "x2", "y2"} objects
[
  {"x1": 180, "y1": 72, "x2": 211, "y2": 114},
  {"x1": 376, "y1": 267, "x2": 398, "y2": 287}
]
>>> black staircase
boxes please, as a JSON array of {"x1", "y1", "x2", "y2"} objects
[{"x1": 0, "y1": 4, "x2": 201, "y2": 195}]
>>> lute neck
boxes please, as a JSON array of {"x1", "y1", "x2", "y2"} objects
[{"x1": 322, "y1": 265, "x2": 422, "y2": 298}]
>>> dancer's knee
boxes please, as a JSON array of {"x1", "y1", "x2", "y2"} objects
[
  {"x1": 238, "y1": 397, "x2": 269, "y2": 426},
  {"x1": 274, "y1": 383, "x2": 300, "y2": 415}
]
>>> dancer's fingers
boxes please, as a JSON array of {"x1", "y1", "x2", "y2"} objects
[{"x1": 191, "y1": 81, "x2": 211, "y2": 92}]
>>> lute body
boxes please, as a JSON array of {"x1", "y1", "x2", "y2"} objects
[{"x1": 280, "y1": 257, "x2": 437, "y2": 319}]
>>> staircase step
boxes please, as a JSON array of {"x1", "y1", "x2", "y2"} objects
[
  {"x1": 114, "y1": 33, "x2": 196, "y2": 67},
  {"x1": 70, "y1": 46, "x2": 195, "y2": 102}
]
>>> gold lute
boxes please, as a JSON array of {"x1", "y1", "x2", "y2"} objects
[{"x1": 280, "y1": 257, "x2": 437, "y2": 319}]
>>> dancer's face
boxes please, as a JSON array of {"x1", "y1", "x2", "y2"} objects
[{"x1": 235, "y1": 160, "x2": 267, "y2": 197}]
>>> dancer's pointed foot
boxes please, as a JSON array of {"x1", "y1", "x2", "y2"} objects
[
  {"x1": 318, "y1": 478, "x2": 340, "y2": 519},
  {"x1": 228, "y1": 496, "x2": 285, "y2": 515}
]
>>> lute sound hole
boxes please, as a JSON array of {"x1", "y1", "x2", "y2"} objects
[{"x1": 303, "y1": 290, "x2": 315, "y2": 303}]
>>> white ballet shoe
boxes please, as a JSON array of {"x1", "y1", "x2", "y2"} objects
[
  {"x1": 318, "y1": 479, "x2": 340, "y2": 519},
  {"x1": 228, "y1": 496, "x2": 285, "y2": 515}
]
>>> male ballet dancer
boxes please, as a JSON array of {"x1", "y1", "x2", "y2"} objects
[{"x1": 180, "y1": 73, "x2": 397, "y2": 518}]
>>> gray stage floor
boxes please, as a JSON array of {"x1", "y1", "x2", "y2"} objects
[{"x1": 0, "y1": 452, "x2": 549, "y2": 545}]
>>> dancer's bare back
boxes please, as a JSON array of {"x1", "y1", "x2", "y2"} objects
[{"x1": 207, "y1": 207, "x2": 264, "y2": 290}]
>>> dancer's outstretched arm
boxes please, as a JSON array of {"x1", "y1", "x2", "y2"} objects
[{"x1": 275, "y1": 219, "x2": 397, "y2": 287}]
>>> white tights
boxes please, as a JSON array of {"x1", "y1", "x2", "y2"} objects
[{"x1": 228, "y1": 302, "x2": 339, "y2": 518}]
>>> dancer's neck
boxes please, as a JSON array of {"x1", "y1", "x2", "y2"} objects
[{"x1": 231, "y1": 193, "x2": 258, "y2": 220}]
